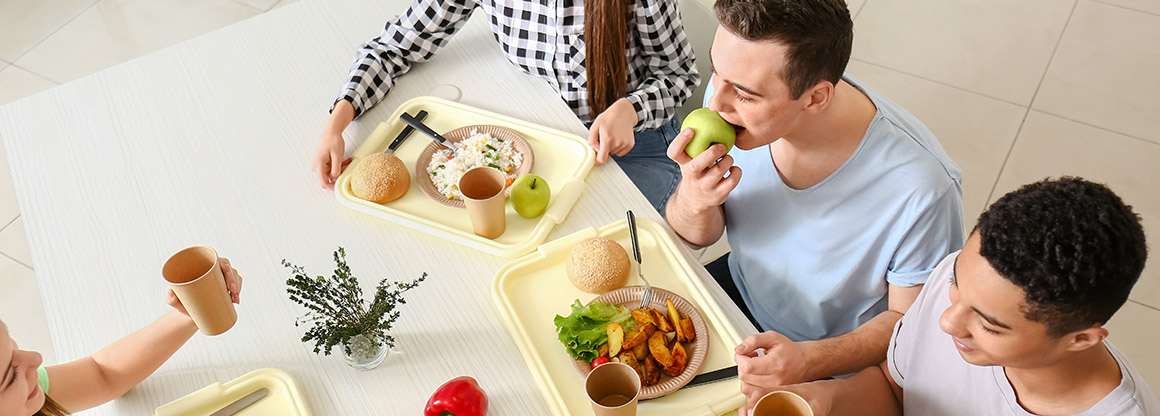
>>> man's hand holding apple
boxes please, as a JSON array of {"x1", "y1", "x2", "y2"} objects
[{"x1": 667, "y1": 127, "x2": 742, "y2": 210}]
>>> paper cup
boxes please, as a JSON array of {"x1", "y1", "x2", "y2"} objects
[
  {"x1": 459, "y1": 167, "x2": 507, "y2": 239},
  {"x1": 752, "y1": 391, "x2": 814, "y2": 416},
  {"x1": 162, "y1": 246, "x2": 236, "y2": 336},
  {"x1": 585, "y1": 362, "x2": 640, "y2": 416}
]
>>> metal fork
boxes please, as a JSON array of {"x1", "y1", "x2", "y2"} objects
[{"x1": 627, "y1": 210, "x2": 653, "y2": 309}]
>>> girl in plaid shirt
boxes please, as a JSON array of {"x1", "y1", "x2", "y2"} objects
[{"x1": 313, "y1": 0, "x2": 699, "y2": 213}]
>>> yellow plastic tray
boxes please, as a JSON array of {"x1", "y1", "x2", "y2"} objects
[
  {"x1": 154, "y1": 368, "x2": 311, "y2": 416},
  {"x1": 492, "y1": 218, "x2": 746, "y2": 416},
  {"x1": 335, "y1": 97, "x2": 595, "y2": 258}
]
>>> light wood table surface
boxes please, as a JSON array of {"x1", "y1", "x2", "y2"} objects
[{"x1": 0, "y1": 0, "x2": 755, "y2": 413}]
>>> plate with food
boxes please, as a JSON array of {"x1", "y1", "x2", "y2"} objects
[
  {"x1": 554, "y1": 286, "x2": 709, "y2": 400},
  {"x1": 415, "y1": 125, "x2": 534, "y2": 208}
]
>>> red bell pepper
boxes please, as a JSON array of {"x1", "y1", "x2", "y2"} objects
[{"x1": 424, "y1": 376, "x2": 488, "y2": 416}]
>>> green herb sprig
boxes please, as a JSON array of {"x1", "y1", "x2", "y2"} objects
[{"x1": 283, "y1": 247, "x2": 426, "y2": 356}]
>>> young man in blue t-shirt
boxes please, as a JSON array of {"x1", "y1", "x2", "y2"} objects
[{"x1": 664, "y1": 0, "x2": 963, "y2": 405}]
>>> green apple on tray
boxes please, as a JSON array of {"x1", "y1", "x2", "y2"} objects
[{"x1": 510, "y1": 174, "x2": 550, "y2": 218}]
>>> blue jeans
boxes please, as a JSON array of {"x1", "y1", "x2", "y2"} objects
[{"x1": 611, "y1": 117, "x2": 683, "y2": 214}]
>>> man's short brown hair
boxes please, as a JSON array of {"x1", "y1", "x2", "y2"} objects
[{"x1": 714, "y1": 0, "x2": 853, "y2": 99}]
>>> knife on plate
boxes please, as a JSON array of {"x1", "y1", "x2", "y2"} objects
[
  {"x1": 681, "y1": 365, "x2": 738, "y2": 389},
  {"x1": 385, "y1": 110, "x2": 426, "y2": 154},
  {"x1": 208, "y1": 388, "x2": 268, "y2": 416},
  {"x1": 399, "y1": 112, "x2": 454, "y2": 149}
]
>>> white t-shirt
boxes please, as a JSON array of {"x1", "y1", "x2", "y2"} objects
[
  {"x1": 720, "y1": 75, "x2": 964, "y2": 340},
  {"x1": 888, "y1": 252, "x2": 1160, "y2": 415}
]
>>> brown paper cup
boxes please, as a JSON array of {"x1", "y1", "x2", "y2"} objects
[
  {"x1": 459, "y1": 167, "x2": 507, "y2": 239},
  {"x1": 162, "y1": 246, "x2": 237, "y2": 336},
  {"x1": 752, "y1": 391, "x2": 814, "y2": 416},
  {"x1": 585, "y1": 362, "x2": 640, "y2": 416}
]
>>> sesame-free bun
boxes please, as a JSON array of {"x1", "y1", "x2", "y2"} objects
[
  {"x1": 351, "y1": 153, "x2": 409, "y2": 203},
  {"x1": 567, "y1": 237, "x2": 631, "y2": 294}
]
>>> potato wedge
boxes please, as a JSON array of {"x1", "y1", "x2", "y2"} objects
[
  {"x1": 643, "y1": 355, "x2": 662, "y2": 386},
  {"x1": 598, "y1": 342, "x2": 609, "y2": 358},
  {"x1": 631, "y1": 308, "x2": 657, "y2": 327},
  {"x1": 651, "y1": 308, "x2": 674, "y2": 332},
  {"x1": 667, "y1": 299, "x2": 687, "y2": 342},
  {"x1": 618, "y1": 351, "x2": 644, "y2": 382},
  {"x1": 648, "y1": 331, "x2": 673, "y2": 368},
  {"x1": 632, "y1": 341, "x2": 649, "y2": 361},
  {"x1": 677, "y1": 317, "x2": 695, "y2": 343},
  {"x1": 641, "y1": 322, "x2": 658, "y2": 338},
  {"x1": 665, "y1": 342, "x2": 688, "y2": 377},
  {"x1": 622, "y1": 323, "x2": 653, "y2": 350},
  {"x1": 664, "y1": 331, "x2": 677, "y2": 343},
  {"x1": 606, "y1": 322, "x2": 624, "y2": 357}
]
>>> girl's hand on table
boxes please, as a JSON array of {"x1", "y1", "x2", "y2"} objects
[
  {"x1": 587, "y1": 98, "x2": 638, "y2": 165},
  {"x1": 314, "y1": 99, "x2": 357, "y2": 189}
]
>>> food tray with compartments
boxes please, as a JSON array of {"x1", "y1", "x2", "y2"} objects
[
  {"x1": 334, "y1": 96, "x2": 595, "y2": 258},
  {"x1": 492, "y1": 218, "x2": 746, "y2": 415}
]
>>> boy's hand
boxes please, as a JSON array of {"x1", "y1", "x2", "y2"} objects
[{"x1": 735, "y1": 331, "x2": 811, "y2": 410}]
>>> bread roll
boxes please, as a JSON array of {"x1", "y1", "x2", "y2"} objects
[
  {"x1": 351, "y1": 153, "x2": 409, "y2": 203},
  {"x1": 567, "y1": 237, "x2": 630, "y2": 294}
]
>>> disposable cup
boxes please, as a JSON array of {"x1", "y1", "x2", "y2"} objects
[
  {"x1": 585, "y1": 362, "x2": 640, "y2": 416},
  {"x1": 752, "y1": 391, "x2": 814, "y2": 416},
  {"x1": 162, "y1": 246, "x2": 236, "y2": 335},
  {"x1": 459, "y1": 167, "x2": 507, "y2": 239}
]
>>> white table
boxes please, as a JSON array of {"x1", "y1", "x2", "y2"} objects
[{"x1": 0, "y1": 0, "x2": 754, "y2": 414}]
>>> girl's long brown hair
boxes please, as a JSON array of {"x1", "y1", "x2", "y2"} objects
[
  {"x1": 584, "y1": 0, "x2": 631, "y2": 118},
  {"x1": 37, "y1": 395, "x2": 69, "y2": 416}
]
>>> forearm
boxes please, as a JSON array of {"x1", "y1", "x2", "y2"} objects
[
  {"x1": 48, "y1": 311, "x2": 198, "y2": 411},
  {"x1": 626, "y1": 0, "x2": 700, "y2": 129},
  {"x1": 809, "y1": 365, "x2": 902, "y2": 416},
  {"x1": 664, "y1": 185, "x2": 725, "y2": 248},
  {"x1": 326, "y1": 100, "x2": 356, "y2": 136},
  {"x1": 799, "y1": 310, "x2": 902, "y2": 380}
]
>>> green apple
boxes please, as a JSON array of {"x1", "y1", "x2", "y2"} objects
[
  {"x1": 510, "y1": 174, "x2": 551, "y2": 218},
  {"x1": 681, "y1": 108, "x2": 736, "y2": 158}
]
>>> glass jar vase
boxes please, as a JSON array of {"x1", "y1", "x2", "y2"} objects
[{"x1": 342, "y1": 333, "x2": 390, "y2": 370}]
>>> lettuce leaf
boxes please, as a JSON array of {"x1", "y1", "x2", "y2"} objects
[{"x1": 553, "y1": 300, "x2": 635, "y2": 363}]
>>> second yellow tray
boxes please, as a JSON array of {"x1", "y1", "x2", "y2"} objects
[
  {"x1": 335, "y1": 97, "x2": 595, "y2": 258},
  {"x1": 492, "y1": 218, "x2": 746, "y2": 416}
]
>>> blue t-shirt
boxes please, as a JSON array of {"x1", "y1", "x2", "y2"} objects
[{"x1": 717, "y1": 75, "x2": 964, "y2": 341}]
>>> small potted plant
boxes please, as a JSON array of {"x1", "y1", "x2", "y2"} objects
[{"x1": 283, "y1": 247, "x2": 425, "y2": 370}]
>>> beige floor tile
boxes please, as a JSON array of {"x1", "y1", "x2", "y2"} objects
[
  {"x1": 1034, "y1": 1, "x2": 1160, "y2": 145},
  {"x1": 847, "y1": 0, "x2": 867, "y2": 18},
  {"x1": 0, "y1": 65, "x2": 58, "y2": 107},
  {"x1": 14, "y1": 0, "x2": 261, "y2": 83},
  {"x1": 0, "y1": 143, "x2": 21, "y2": 229},
  {"x1": 269, "y1": 0, "x2": 302, "y2": 10},
  {"x1": 231, "y1": 0, "x2": 278, "y2": 12},
  {"x1": 847, "y1": 60, "x2": 1026, "y2": 229},
  {"x1": 0, "y1": 217, "x2": 31, "y2": 268},
  {"x1": 0, "y1": 256, "x2": 55, "y2": 365},
  {"x1": 852, "y1": 0, "x2": 1073, "y2": 105},
  {"x1": 992, "y1": 112, "x2": 1160, "y2": 308},
  {"x1": 0, "y1": 0, "x2": 96, "y2": 63},
  {"x1": 1093, "y1": 0, "x2": 1160, "y2": 16},
  {"x1": 1104, "y1": 301, "x2": 1160, "y2": 401}
]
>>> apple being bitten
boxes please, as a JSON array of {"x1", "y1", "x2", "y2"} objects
[
  {"x1": 680, "y1": 108, "x2": 736, "y2": 158},
  {"x1": 510, "y1": 174, "x2": 550, "y2": 218}
]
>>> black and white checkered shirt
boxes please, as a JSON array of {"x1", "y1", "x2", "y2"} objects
[{"x1": 337, "y1": 0, "x2": 699, "y2": 131}]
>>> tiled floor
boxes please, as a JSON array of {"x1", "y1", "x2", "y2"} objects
[{"x1": 0, "y1": 0, "x2": 1157, "y2": 402}]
